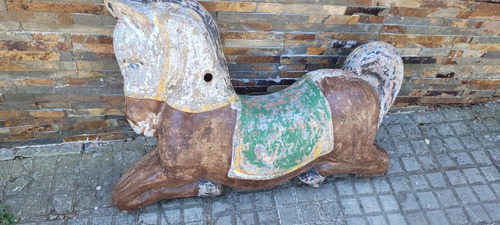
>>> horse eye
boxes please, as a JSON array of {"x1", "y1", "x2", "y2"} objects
[{"x1": 204, "y1": 73, "x2": 213, "y2": 82}]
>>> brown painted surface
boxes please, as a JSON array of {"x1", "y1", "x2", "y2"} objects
[{"x1": 113, "y1": 76, "x2": 389, "y2": 211}]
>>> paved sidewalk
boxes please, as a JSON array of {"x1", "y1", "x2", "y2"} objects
[{"x1": 0, "y1": 103, "x2": 499, "y2": 225}]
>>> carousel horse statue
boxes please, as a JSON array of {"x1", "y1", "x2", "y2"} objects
[{"x1": 105, "y1": 0, "x2": 404, "y2": 211}]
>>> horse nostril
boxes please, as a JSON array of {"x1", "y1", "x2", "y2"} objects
[{"x1": 204, "y1": 73, "x2": 213, "y2": 82}]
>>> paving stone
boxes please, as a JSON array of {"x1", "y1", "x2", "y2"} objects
[
  {"x1": 55, "y1": 155, "x2": 80, "y2": 175},
  {"x1": 273, "y1": 187, "x2": 297, "y2": 206},
  {"x1": 367, "y1": 215, "x2": 387, "y2": 225},
  {"x1": 436, "y1": 154, "x2": 456, "y2": 168},
  {"x1": 435, "y1": 189, "x2": 460, "y2": 207},
  {"x1": 386, "y1": 125, "x2": 406, "y2": 138},
  {"x1": 295, "y1": 186, "x2": 318, "y2": 203},
  {"x1": 277, "y1": 206, "x2": 300, "y2": 225},
  {"x1": 445, "y1": 170, "x2": 467, "y2": 185},
  {"x1": 482, "y1": 117, "x2": 500, "y2": 131},
  {"x1": 6, "y1": 176, "x2": 33, "y2": 195},
  {"x1": 426, "y1": 172, "x2": 447, "y2": 188},
  {"x1": 455, "y1": 186, "x2": 479, "y2": 204},
  {"x1": 462, "y1": 168, "x2": 485, "y2": 184},
  {"x1": 411, "y1": 111, "x2": 444, "y2": 124},
  {"x1": 448, "y1": 121, "x2": 471, "y2": 135},
  {"x1": 467, "y1": 121, "x2": 488, "y2": 133},
  {"x1": 476, "y1": 134, "x2": 498, "y2": 148},
  {"x1": 52, "y1": 193, "x2": 74, "y2": 213},
  {"x1": 379, "y1": 194, "x2": 399, "y2": 212},
  {"x1": 346, "y1": 217, "x2": 367, "y2": 225},
  {"x1": 443, "y1": 138, "x2": 464, "y2": 151},
  {"x1": 138, "y1": 212, "x2": 158, "y2": 225},
  {"x1": 233, "y1": 193, "x2": 253, "y2": 211},
  {"x1": 488, "y1": 148, "x2": 500, "y2": 163},
  {"x1": 372, "y1": 177, "x2": 391, "y2": 193},
  {"x1": 319, "y1": 202, "x2": 342, "y2": 221},
  {"x1": 466, "y1": 205, "x2": 491, "y2": 224},
  {"x1": 472, "y1": 185, "x2": 496, "y2": 202},
  {"x1": 408, "y1": 174, "x2": 429, "y2": 191},
  {"x1": 162, "y1": 209, "x2": 181, "y2": 224},
  {"x1": 359, "y1": 196, "x2": 381, "y2": 214},
  {"x1": 405, "y1": 212, "x2": 427, "y2": 225},
  {"x1": 336, "y1": 180, "x2": 355, "y2": 196},
  {"x1": 435, "y1": 124, "x2": 455, "y2": 136},
  {"x1": 383, "y1": 113, "x2": 413, "y2": 125},
  {"x1": 401, "y1": 157, "x2": 422, "y2": 172},
  {"x1": 314, "y1": 182, "x2": 336, "y2": 201},
  {"x1": 410, "y1": 140, "x2": 429, "y2": 155},
  {"x1": 387, "y1": 159, "x2": 404, "y2": 174},
  {"x1": 389, "y1": 176, "x2": 410, "y2": 192},
  {"x1": 114, "y1": 212, "x2": 136, "y2": 224},
  {"x1": 0, "y1": 160, "x2": 12, "y2": 180},
  {"x1": 483, "y1": 203, "x2": 500, "y2": 221},
  {"x1": 299, "y1": 204, "x2": 321, "y2": 223},
  {"x1": 426, "y1": 138, "x2": 447, "y2": 153},
  {"x1": 92, "y1": 216, "x2": 112, "y2": 225},
  {"x1": 393, "y1": 141, "x2": 413, "y2": 156},
  {"x1": 470, "y1": 150, "x2": 492, "y2": 165},
  {"x1": 417, "y1": 156, "x2": 438, "y2": 170},
  {"x1": 11, "y1": 159, "x2": 33, "y2": 176},
  {"x1": 490, "y1": 183, "x2": 500, "y2": 197},
  {"x1": 416, "y1": 191, "x2": 439, "y2": 209},
  {"x1": 0, "y1": 148, "x2": 15, "y2": 161},
  {"x1": 32, "y1": 157, "x2": 58, "y2": 176},
  {"x1": 254, "y1": 191, "x2": 273, "y2": 210},
  {"x1": 418, "y1": 124, "x2": 438, "y2": 137},
  {"x1": 66, "y1": 217, "x2": 89, "y2": 225},
  {"x1": 354, "y1": 179, "x2": 374, "y2": 195},
  {"x1": 460, "y1": 136, "x2": 481, "y2": 149},
  {"x1": 257, "y1": 210, "x2": 278, "y2": 224},
  {"x1": 25, "y1": 175, "x2": 52, "y2": 195},
  {"x1": 398, "y1": 193, "x2": 420, "y2": 212},
  {"x1": 235, "y1": 213, "x2": 254, "y2": 225},
  {"x1": 213, "y1": 215, "x2": 232, "y2": 225},
  {"x1": 426, "y1": 210, "x2": 450, "y2": 225},
  {"x1": 403, "y1": 124, "x2": 422, "y2": 138},
  {"x1": 480, "y1": 166, "x2": 500, "y2": 181},
  {"x1": 340, "y1": 198, "x2": 362, "y2": 215},
  {"x1": 445, "y1": 208, "x2": 468, "y2": 225},
  {"x1": 184, "y1": 207, "x2": 204, "y2": 223},
  {"x1": 386, "y1": 213, "x2": 407, "y2": 225},
  {"x1": 455, "y1": 152, "x2": 474, "y2": 166}
]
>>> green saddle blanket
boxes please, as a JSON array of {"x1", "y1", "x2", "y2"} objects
[{"x1": 228, "y1": 75, "x2": 334, "y2": 180}]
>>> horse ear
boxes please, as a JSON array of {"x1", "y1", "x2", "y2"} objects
[{"x1": 106, "y1": 0, "x2": 154, "y2": 35}]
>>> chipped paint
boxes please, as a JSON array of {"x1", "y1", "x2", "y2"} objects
[{"x1": 228, "y1": 75, "x2": 334, "y2": 180}]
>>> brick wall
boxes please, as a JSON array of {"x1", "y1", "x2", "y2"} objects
[{"x1": 0, "y1": 0, "x2": 499, "y2": 147}]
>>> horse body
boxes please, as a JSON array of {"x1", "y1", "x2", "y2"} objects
[{"x1": 106, "y1": 0, "x2": 403, "y2": 211}]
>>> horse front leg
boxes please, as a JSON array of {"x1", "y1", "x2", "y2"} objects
[{"x1": 112, "y1": 147, "x2": 200, "y2": 211}]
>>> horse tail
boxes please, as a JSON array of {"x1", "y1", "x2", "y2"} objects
[{"x1": 342, "y1": 41, "x2": 404, "y2": 127}]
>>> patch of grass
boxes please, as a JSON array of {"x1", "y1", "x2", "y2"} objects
[{"x1": 0, "y1": 204, "x2": 18, "y2": 225}]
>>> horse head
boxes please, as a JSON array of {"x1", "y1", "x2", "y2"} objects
[{"x1": 106, "y1": 0, "x2": 238, "y2": 135}]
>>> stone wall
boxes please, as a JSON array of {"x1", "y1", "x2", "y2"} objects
[{"x1": 0, "y1": 0, "x2": 499, "y2": 147}]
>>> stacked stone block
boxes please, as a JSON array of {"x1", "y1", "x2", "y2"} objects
[{"x1": 0, "y1": 0, "x2": 499, "y2": 147}]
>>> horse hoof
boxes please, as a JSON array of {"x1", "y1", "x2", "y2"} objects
[
  {"x1": 298, "y1": 168, "x2": 325, "y2": 188},
  {"x1": 198, "y1": 180, "x2": 221, "y2": 197}
]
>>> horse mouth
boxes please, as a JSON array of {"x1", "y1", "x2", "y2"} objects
[{"x1": 127, "y1": 119, "x2": 156, "y2": 137}]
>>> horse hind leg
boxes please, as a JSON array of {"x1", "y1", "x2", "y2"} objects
[
  {"x1": 313, "y1": 144, "x2": 389, "y2": 178},
  {"x1": 112, "y1": 147, "x2": 199, "y2": 211}
]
